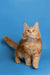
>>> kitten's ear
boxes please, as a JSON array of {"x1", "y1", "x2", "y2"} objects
[
  {"x1": 34, "y1": 21, "x2": 39, "y2": 29},
  {"x1": 24, "y1": 22, "x2": 28, "y2": 30}
]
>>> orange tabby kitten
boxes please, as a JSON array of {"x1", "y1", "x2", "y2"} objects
[{"x1": 4, "y1": 21, "x2": 42, "y2": 69}]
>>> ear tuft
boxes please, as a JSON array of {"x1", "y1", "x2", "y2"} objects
[
  {"x1": 34, "y1": 21, "x2": 39, "y2": 29},
  {"x1": 24, "y1": 22, "x2": 28, "y2": 30},
  {"x1": 24, "y1": 22, "x2": 26, "y2": 25}
]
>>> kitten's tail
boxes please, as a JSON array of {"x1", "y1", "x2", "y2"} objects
[{"x1": 4, "y1": 36, "x2": 18, "y2": 49}]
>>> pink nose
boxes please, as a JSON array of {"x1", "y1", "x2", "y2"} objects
[{"x1": 30, "y1": 32, "x2": 32, "y2": 33}]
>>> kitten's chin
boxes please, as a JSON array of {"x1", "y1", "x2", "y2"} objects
[
  {"x1": 29, "y1": 36, "x2": 34, "y2": 38},
  {"x1": 27, "y1": 34, "x2": 35, "y2": 39}
]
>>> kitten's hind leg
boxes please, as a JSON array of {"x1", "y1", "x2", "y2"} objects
[
  {"x1": 15, "y1": 57, "x2": 21, "y2": 63},
  {"x1": 15, "y1": 52, "x2": 21, "y2": 63}
]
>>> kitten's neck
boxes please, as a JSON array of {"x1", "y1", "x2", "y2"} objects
[{"x1": 23, "y1": 36, "x2": 39, "y2": 42}]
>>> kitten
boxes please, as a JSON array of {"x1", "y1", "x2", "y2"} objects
[{"x1": 4, "y1": 21, "x2": 42, "y2": 69}]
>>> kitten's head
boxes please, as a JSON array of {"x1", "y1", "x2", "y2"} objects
[{"x1": 23, "y1": 21, "x2": 41, "y2": 39}]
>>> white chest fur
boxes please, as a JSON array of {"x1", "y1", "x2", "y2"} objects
[{"x1": 24, "y1": 38, "x2": 41, "y2": 55}]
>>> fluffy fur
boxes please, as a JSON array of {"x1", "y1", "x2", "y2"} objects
[{"x1": 4, "y1": 21, "x2": 42, "y2": 69}]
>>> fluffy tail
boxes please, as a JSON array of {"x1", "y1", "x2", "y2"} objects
[{"x1": 4, "y1": 36, "x2": 18, "y2": 49}]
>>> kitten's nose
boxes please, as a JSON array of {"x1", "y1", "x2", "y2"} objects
[{"x1": 30, "y1": 32, "x2": 32, "y2": 33}]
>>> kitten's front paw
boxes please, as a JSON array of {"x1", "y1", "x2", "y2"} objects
[
  {"x1": 33, "y1": 62, "x2": 38, "y2": 69},
  {"x1": 26, "y1": 62, "x2": 31, "y2": 66}
]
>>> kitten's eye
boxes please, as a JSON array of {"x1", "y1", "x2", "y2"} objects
[
  {"x1": 27, "y1": 30, "x2": 30, "y2": 32},
  {"x1": 33, "y1": 30, "x2": 35, "y2": 32}
]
